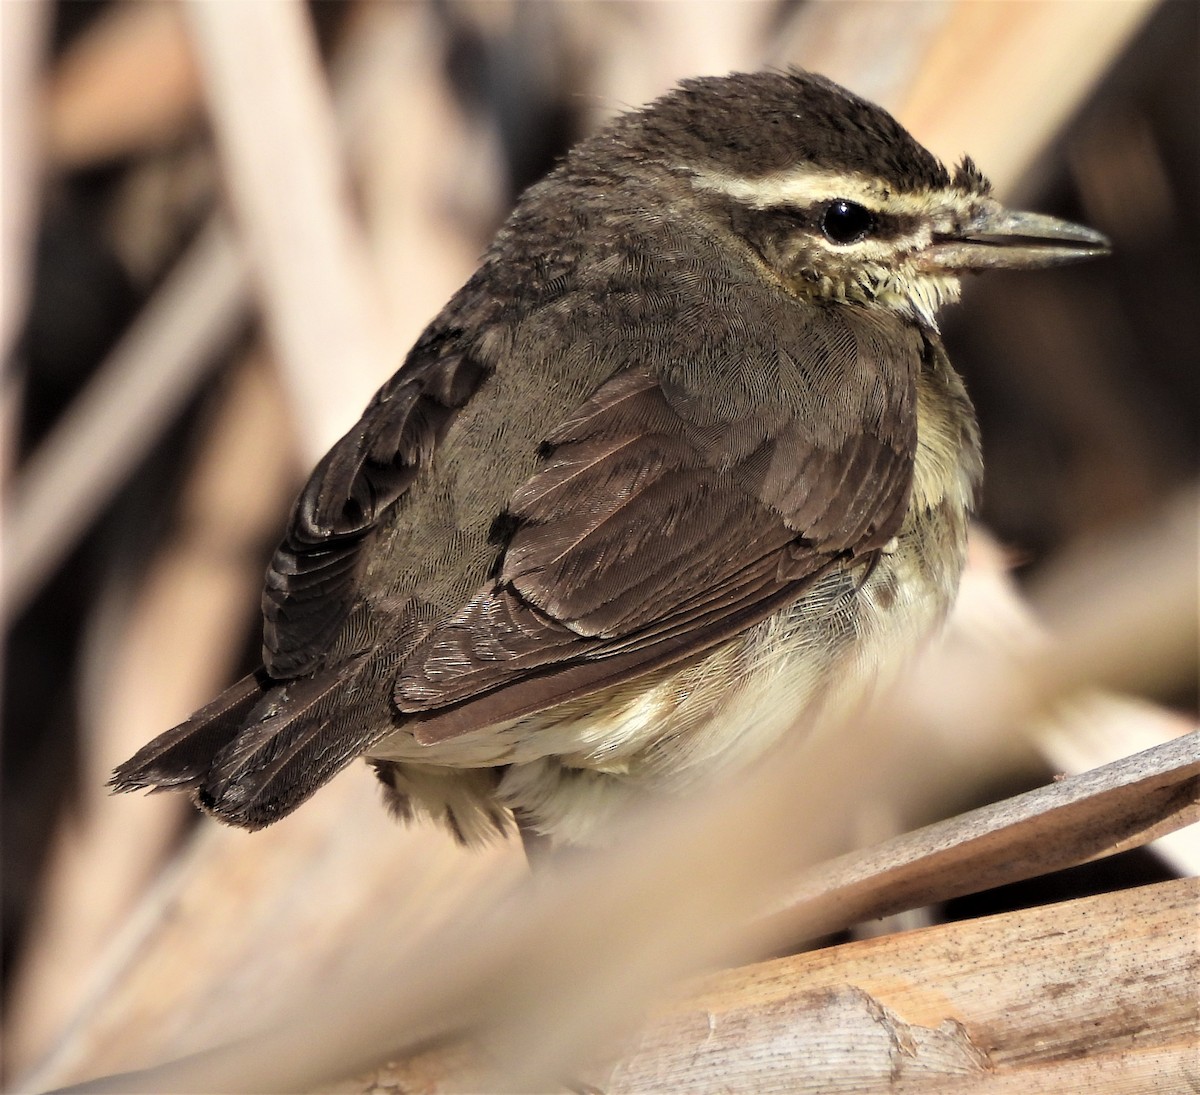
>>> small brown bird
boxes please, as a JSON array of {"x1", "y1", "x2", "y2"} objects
[{"x1": 113, "y1": 71, "x2": 1107, "y2": 850}]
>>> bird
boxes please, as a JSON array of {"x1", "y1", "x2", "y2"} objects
[{"x1": 112, "y1": 70, "x2": 1108, "y2": 852}]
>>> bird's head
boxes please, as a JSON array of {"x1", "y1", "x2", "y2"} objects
[{"x1": 599, "y1": 71, "x2": 1109, "y2": 329}]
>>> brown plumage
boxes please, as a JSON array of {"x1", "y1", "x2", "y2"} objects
[{"x1": 112, "y1": 71, "x2": 1107, "y2": 847}]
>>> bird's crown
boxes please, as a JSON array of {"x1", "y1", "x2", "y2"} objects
[{"x1": 613, "y1": 69, "x2": 990, "y2": 200}]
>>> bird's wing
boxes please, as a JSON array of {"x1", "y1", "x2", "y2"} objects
[
  {"x1": 396, "y1": 327, "x2": 919, "y2": 743},
  {"x1": 261, "y1": 330, "x2": 491, "y2": 676}
]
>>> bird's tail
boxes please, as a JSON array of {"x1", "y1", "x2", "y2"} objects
[
  {"x1": 110, "y1": 655, "x2": 388, "y2": 830},
  {"x1": 110, "y1": 669, "x2": 270, "y2": 796}
]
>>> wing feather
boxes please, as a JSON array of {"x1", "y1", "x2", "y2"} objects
[
  {"x1": 262, "y1": 333, "x2": 491, "y2": 676},
  {"x1": 394, "y1": 324, "x2": 918, "y2": 743}
]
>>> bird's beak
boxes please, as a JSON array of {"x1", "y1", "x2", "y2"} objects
[{"x1": 922, "y1": 203, "x2": 1110, "y2": 272}]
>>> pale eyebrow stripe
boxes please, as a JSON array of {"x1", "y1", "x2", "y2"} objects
[{"x1": 689, "y1": 166, "x2": 953, "y2": 218}]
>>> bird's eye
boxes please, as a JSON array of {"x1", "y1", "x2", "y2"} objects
[{"x1": 821, "y1": 200, "x2": 874, "y2": 244}]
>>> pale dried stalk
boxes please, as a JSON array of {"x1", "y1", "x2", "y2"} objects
[
  {"x1": 21, "y1": 772, "x2": 527, "y2": 1093},
  {"x1": 182, "y1": 0, "x2": 394, "y2": 460},
  {"x1": 766, "y1": 728, "x2": 1198, "y2": 945},
  {"x1": 605, "y1": 877, "x2": 1197, "y2": 1094},
  {"x1": 1038, "y1": 693, "x2": 1199, "y2": 875},
  {"x1": 779, "y1": 0, "x2": 1160, "y2": 198},
  {"x1": 563, "y1": 0, "x2": 772, "y2": 124},
  {"x1": 0, "y1": 0, "x2": 47, "y2": 361},
  {"x1": 4, "y1": 350, "x2": 296, "y2": 1077},
  {"x1": 330, "y1": 0, "x2": 493, "y2": 358},
  {"x1": 773, "y1": 0, "x2": 955, "y2": 114},
  {"x1": 946, "y1": 519, "x2": 1198, "y2": 873},
  {"x1": 1, "y1": 215, "x2": 248, "y2": 621},
  {"x1": 900, "y1": 0, "x2": 1160, "y2": 193},
  {"x1": 0, "y1": 0, "x2": 47, "y2": 546},
  {"x1": 44, "y1": 0, "x2": 200, "y2": 168}
]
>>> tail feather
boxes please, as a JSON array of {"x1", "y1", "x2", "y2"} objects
[
  {"x1": 111, "y1": 657, "x2": 395, "y2": 831},
  {"x1": 200, "y1": 654, "x2": 391, "y2": 829},
  {"x1": 110, "y1": 669, "x2": 271, "y2": 793}
]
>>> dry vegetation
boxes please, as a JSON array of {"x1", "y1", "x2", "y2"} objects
[{"x1": 2, "y1": 2, "x2": 1196, "y2": 1092}]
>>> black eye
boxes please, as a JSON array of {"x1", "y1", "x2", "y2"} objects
[{"x1": 821, "y1": 200, "x2": 874, "y2": 244}]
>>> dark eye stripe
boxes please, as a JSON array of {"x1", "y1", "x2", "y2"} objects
[{"x1": 757, "y1": 203, "x2": 917, "y2": 241}]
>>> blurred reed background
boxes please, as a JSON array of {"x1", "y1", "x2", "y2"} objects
[{"x1": 1, "y1": 1, "x2": 1196, "y2": 1092}]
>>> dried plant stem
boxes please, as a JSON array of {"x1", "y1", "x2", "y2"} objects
[
  {"x1": 2, "y1": 216, "x2": 247, "y2": 621},
  {"x1": 43, "y1": 0, "x2": 200, "y2": 168},
  {"x1": 182, "y1": 0, "x2": 394, "y2": 460},
  {"x1": 605, "y1": 877, "x2": 1197, "y2": 1094},
  {"x1": 901, "y1": 0, "x2": 1160, "y2": 193}
]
